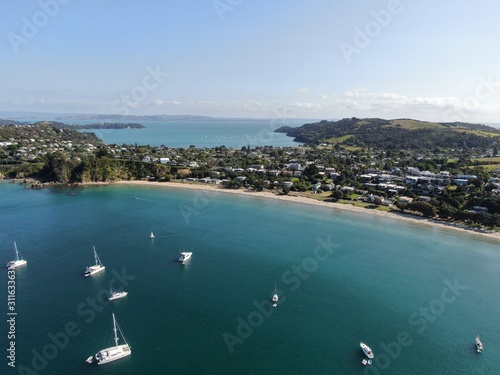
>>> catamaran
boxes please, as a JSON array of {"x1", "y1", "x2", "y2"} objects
[
  {"x1": 84, "y1": 246, "x2": 105, "y2": 277},
  {"x1": 360, "y1": 342, "x2": 374, "y2": 359},
  {"x1": 91, "y1": 313, "x2": 131, "y2": 365},
  {"x1": 6, "y1": 241, "x2": 27, "y2": 270},
  {"x1": 108, "y1": 290, "x2": 128, "y2": 301}
]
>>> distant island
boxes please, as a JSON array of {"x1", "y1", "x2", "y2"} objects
[
  {"x1": 0, "y1": 119, "x2": 144, "y2": 129},
  {"x1": 55, "y1": 114, "x2": 219, "y2": 122},
  {"x1": 45, "y1": 121, "x2": 145, "y2": 130},
  {"x1": 0, "y1": 111, "x2": 317, "y2": 123}
]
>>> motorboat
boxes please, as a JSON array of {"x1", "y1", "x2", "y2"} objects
[
  {"x1": 475, "y1": 335, "x2": 483, "y2": 353},
  {"x1": 178, "y1": 251, "x2": 192, "y2": 264}
]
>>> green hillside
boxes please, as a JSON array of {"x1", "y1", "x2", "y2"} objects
[{"x1": 275, "y1": 117, "x2": 500, "y2": 149}]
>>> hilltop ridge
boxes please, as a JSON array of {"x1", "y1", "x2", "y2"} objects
[{"x1": 275, "y1": 117, "x2": 500, "y2": 149}]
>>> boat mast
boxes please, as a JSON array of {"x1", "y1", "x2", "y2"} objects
[
  {"x1": 93, "y1": 246, "x2": 101, "y2": 266},
  {"x1": 14, "y1": 242, "x2": 19, "y2": 261},
  {"x1": 112, "y1": 313, "x2": 119, "y2": 347}
]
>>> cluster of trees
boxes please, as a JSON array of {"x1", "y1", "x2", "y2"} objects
[
  {"x1": 41, "y1": 152, "x2": 159, "y2": 183},
  {"x1": 0, "y1": 123, "x2": 102, "y2": 145},
  {"x1": 388, "y1": 179, "x2": 500, "y2": 227}
]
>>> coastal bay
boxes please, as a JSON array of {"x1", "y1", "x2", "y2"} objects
[{"x1": 1, "y1": 180, "x2": 499, "y2": 374}]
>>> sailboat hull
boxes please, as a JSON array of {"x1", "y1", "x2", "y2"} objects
[
  {"x1": 84, "y1": 265, "x2": 105, "y2": 277},
  {"x1": 95, "y1": 344, "x2": 131, "y2": 365},
  {"x1": 85, "y1": 247, "x2": 105, "y2": 276},
  {"x1": 89, "y1": 313, "x2": 131, "y2": 366},
  {"x1": 7, "y1": 242, "x2": 27, "y2": 269},
  {"x1": 7, "y1": 259, "x2": 27, "y2": 270},
  {"x1": 108, "y1": 291, "x2": 128, "y2": 301}
]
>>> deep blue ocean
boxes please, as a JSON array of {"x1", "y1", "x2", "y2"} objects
[{"x1": 1, "y1": 181, "x2": 500, "y2": 375}]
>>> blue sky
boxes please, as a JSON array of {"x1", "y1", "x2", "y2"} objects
[{"x1": 1, "y1": 0, "x2": 500, "y2": 123}]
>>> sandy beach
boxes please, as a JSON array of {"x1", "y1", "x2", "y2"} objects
[{"x1": 110, "y1": 180, "x2": 500, "y2": 241}]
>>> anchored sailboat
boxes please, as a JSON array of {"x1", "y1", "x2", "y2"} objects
[
  {"x1": 84, "y1": 246, "x2": 105, "y2": 277},
  {"x1": 108, "y1": 289, "x2": 128, "y2": 301},
  {"x1": 360, "y1": 342, "x2": 374, "y2": 359},
  {"x1": 91, "y1": 313, "x2": 131, "y2": 365},
  {"x1": 6, "y1": 242, "x2": 27, "y2": 270},
  {"x1": 272, "y1": 283, "x2": 278, "y2": 307}
]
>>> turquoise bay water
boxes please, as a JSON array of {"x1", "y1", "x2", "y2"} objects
[
  {"x1": 14, "y1": 119, "x2": 307, "y2": 148},
  {"x1": 1, "y1": 181, "x2": 500, "y2": 374},
  {"x1": 80, "y1": 120, "x2": 306, "y2": 148}
]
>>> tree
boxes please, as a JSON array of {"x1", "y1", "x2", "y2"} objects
[
  {"x1": 438, "y1": 203, "x2": 458, "y2": 218},
  {"x1": 301, "y1": 164, "x2": 319, "y2": 181},
  {"x1": 330, "y1": 189, "x2": 344, "y2": 201},
  {"x1": 408, "y1": 201, "x2": 437, "y2": 217}
]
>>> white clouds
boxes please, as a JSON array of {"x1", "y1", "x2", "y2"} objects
[
  {"x1": 1, "y1": 88, "x2": 498, "y2": 123},
  {"x1": 344, "y1": 89, "x2": 407, "y2": 102}
]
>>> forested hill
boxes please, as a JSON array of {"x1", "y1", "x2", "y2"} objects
[
  {"x1": 0, "y1": 119, "x2": 144, "y2": 129},
  {"x1": 275, "y1": 118, "x2": 500, "y2": 149},
  {"x1": 34, "y1": 121, "x2": 145, "y2": 129}
]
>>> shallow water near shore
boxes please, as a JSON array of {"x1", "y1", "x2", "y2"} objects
[{"x1": 1, "y1": 181, "x2": 499, "y2": 374}]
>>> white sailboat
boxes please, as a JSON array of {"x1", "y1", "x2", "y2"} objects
[
  {"x1": 150, "y1": 231, "x2": 155, "y2": 239},
  {"x1": 92, "y1": 313, "x2": 131, "y2": 365},
  {"x1": 108, "y1": 289, "x2": 128, "y2": 301},
  {"x1": 272, "y1": 283, "x2": 278, "y2": 307},
  {"x1": 84, "y1": 246, "x2": 105, "y2": 277},
  {"x1": 6, "y1": 241, "x2": 27, "y2": 270},
  {"x1": 360, "y1": 342, "x2": 374, "y2": 359}
]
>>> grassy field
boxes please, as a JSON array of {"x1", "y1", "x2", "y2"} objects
[
  {"x1": 478, "y1": 164, "x2": 500, "y2": 171},
  {"x1": 471, "y1": 157, "x2": 500, "y2": 163},
  {"x1": 453, "y1": 128, "x2": 500, "y2": 137},
  {"x1": 389, "y1": 119, "x2": 443, "y2": 129},
  {"x1": 325, "y1": 134, "x2": 354, "y2": 145}
]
